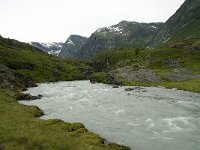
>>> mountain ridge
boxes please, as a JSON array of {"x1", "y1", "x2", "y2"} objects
[
  {"x1": 150, "y1": 0, "x2": 200, "y2": 47},
  {"x1": 77, "y1": 21, "x2": 163, "y2": 58},
  {"x1": 58, "y1": 34, "x2": 88, "y2": 58}
]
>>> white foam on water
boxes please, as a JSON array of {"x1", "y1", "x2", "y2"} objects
[{"x1": 126, "y1": 123, "x2": 141, "y2": 126}]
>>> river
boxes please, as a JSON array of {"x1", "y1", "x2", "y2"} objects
[{"x1": 20, "y1": 81, "x2": 200, "y2": 150}]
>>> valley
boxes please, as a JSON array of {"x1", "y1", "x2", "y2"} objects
[{"x1": 0, "y1": 0, "x2": 200, "y2": 149}]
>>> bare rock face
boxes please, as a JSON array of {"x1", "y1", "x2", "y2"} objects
[
  {"x1": 112, "y1": 67, "x2": 161, "y2": 83},
  {"x1": 0, "y1": 64, "x2": 37, "y2": 90},
  {"x1": 58, "y1": 35, "x2": 88, "y2": 58},
  {"x1": 162, "y1": 68, "x2": 200, "y2": 81}
]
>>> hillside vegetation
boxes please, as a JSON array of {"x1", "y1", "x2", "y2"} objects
[
  {"x1": 150, "y1": 0, "x2": 200, "y2": 47},
  {"x1": 0, "y1": 36, "x2": 92, "y2": 89},
  {"x1": 91, "y1": 38, "x2": 200, "y2": 92}
]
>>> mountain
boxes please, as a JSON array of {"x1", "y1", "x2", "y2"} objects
[
  {"x1": 150, "y1": 0, "x2": 200, "y2": 47},
  {"x1": 30, "y1": 42, "x2": 64, "y2": 56},
  {"x1": 77, "y1": 21, "x2": 163, "y2": 58},
  {"x1": 58, "y1": 35, "x2": 88, "y2": 58}
]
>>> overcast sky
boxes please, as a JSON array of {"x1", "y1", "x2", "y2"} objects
[{"x1": 0, "y1": 0, "x2": 185, "y2": 43}]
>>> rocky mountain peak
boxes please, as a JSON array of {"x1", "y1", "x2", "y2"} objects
[{"x1": 58, "y1": 34, "x2": 88, "y2": 58}]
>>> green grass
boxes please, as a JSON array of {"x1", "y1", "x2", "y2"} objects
[
  {"x1": 0, "y1": 89, "x2": 130, "y2": 150},
  {"x1": 127, "y1": 79, "x2": 200, "y2": 93},
  {"x1": 0, "y1": 39, "x2": 91, "y2": 83},
  {"x1": 160, "y1": 79, "x2": 200, "y2": 93},
  {"x1": 90, "y1": 72, "x2": 111, "y2": 84}
]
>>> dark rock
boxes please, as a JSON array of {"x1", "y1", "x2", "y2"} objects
[
  {"x1": 112, "y1": 85, "x2": 119, "y2": 88},
  {"x1": 17, "y1": 93, "x2": 42, "y2": 101},
  {"x1": 38, "y1": 94, "x2": 43, "y2": 98},
  {"x1": 134, "y1": 86, "x2": 144, "y2": 90},
  {"x1": 21, "y1": 88, "x2": 27, "y2": 91},
  {"x1": 0, "y1": 64, "x2": 37, "y2": 90},
  {"x1": 107, "y1": 72, "x2": 123, "y2": 85},
  {"x1": 125, "y1": 88, "x2": 135, "y2": 91},
  {"x1": 102, "y1": 139, "x2": 110, "y2": 145},
  {"x1": 165, "y1": 59, "x2": 181, "y2": 68},
  {"x1": 90, "y1": 80, "x2": 96, "y2": 84},
  {"x1": 14, "y1": 72, "x2": 37, "y2": 88},
  {"x1": 141, "y1": 90, "x2": 147, "y2": 92},
  {"x1": 53, "y1": 68, "x2": 61, "y2": 82},
  {"x1": 0, "y1": 144, "x2": 5, "y2": 150}
]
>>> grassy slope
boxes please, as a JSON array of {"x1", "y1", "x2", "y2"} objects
[
  {"x1": 0, "y1": 36, "x2": 91, "y2": 83},
  {"x1": 0, "y1": 89, "x2": 129, "y2": 150},
  {"x1": 91, "y1": 39, "x2": 200, "y2": 92}
]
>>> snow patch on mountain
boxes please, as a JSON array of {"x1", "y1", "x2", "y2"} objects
[
  {"x1": 108, "y1": 26, "x2": 123, "y2": 32},
  {"x1": 67, "y1": 39, "x2": 75, "y2": 46},
  {"x1": 30, "y1": 42, "x2": 64, "y2": 56},
  {"x1": 150, "y1": 26, "x2": 157, "y2": 29},
  {"x1": 96, "y1": 25, "x2": 124, "y2": 37},
  {"x1": 48, "y1": 50, "x2": 61, "y2": 55}
]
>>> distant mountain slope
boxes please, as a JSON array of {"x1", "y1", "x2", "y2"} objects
[
  {"x1": 150, "y1": 0, "x2": 200, "y2": 47},
  {"x1": 58, "y1": 35, "x2": 88, "y2": 58},
  {"x1": 30, "y1": 42, "x2": 64, "y2": 56},
  {"x1": 77, "y1": 21, "x2": 163, "y2": 58}
]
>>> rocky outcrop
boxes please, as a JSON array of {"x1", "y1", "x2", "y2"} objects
[
  {"x1": 112, "y1": 67, "x2": 161, "y2": 83},
  {"x1": 17, "y1": 93, "x2": 42, "y2": 101},
  {"x1": 0, "y1": 64, "x2": 37, "y2": 90},
  {"x1": 111, "y1": 66, "x2": 200, "y2": 84},
  {"x1": 162, "y1": 68, "x2": 200, "y2": 81}
]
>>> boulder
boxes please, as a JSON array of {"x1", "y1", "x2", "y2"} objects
[
  {"x1": 125, "y1": 88, "x2": 135, "y2": 91},
  {"x1": 112, "y1": 85, "x2": 119, "y2": 88},
  {"x1": 17, "y1": 93, "x2": 42, "y2": 101}
]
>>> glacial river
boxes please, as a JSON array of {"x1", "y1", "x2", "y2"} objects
[{"x1": 20, "y1": 81, "x2": 200, "y2": 150}]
